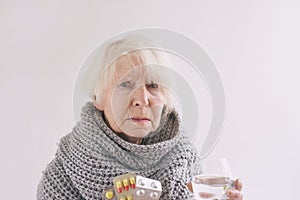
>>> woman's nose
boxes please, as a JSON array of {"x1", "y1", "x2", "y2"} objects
[{"x1": 131, "y1": 86, "x2": 149, "y2": 107}]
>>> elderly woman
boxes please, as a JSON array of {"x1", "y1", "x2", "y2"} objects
[{"x1": 37, "y1": 35, "x2": 243, "y2": 200}]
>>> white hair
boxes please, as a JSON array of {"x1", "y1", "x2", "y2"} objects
[{"x1": 93, "y1": 35, "x2": 177, "y2": 108}]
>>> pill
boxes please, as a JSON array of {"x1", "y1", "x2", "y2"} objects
[
  {"x1": 123, "y1": 179, "x2": 129, "y2": 191},
  {"x1": 126, "y1": 195, "x2": 133, "y2": 200},
  {"x1": 116, "y1": 181, "x2": 122, "y2": 193},
  {"x1": 151, "y1": 182, "x2": 157, "y2": 188},
  {"x1": 105, "y1": 190, "x2": 114, "y2": 199},
  {"x1": 138, "y1": 179, "x2": 145, "y2": 186},
  {"x1": 129, "y1": 177, "x2": 135, "y2": 189},
  {"x1": 136, "y1": 189, "x2": 145, "y2": 196},
  {"x1": 149, "y1": 192, "x2": 159, "y2": 199}
]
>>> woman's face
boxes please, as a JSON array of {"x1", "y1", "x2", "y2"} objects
[{"x1": 94, "y1": 65, "x2": 166, "y2": 138}]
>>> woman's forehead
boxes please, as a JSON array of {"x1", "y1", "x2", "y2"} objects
[
  {"x1": 114, "y1": 65, "x2": 161, "y2": 82},
  {"x1": 108, "y1": 50, "x2": 167, "y2": 84}
]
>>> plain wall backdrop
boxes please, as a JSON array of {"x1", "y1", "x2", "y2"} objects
[{"x1": 1, "y1": 1, "x2": 299, "y2": 199}]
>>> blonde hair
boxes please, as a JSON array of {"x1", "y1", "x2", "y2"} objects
[{"x1": 94, "y1": 35, "x2": 176, "y2": 108}]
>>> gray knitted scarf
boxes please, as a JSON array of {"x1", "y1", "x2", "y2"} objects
[{"x1": 37, "y1": 102, "x2": 199, "y2": 200}]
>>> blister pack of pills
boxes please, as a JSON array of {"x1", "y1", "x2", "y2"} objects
[{"x1": 103, "y1": 172, "x2": 162, "y2": 200}]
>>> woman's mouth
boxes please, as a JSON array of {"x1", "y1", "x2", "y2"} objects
[{"x1": 130, "y1": 118, "x2": 151, "y2": 124}]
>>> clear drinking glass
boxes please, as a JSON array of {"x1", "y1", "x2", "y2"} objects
[{"x1": 191, "y1": 158, "x2": 235, "y2": 200}]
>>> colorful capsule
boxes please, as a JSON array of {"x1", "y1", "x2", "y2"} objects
[
  {"x1": 116, "y1": 181, "x2": 122, "y2": 193},
  {"x1": 122, "y1": 179, "x2": 129, "y2": 191},
  {"x1": 129, "y1": 177, "x2": 135, "y2": 189},
  {"x1": 126, "y1": 195, "x2": 133, "y2": 200}
]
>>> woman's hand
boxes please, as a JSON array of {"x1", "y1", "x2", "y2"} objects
[
  {"x1": 225, "y1": 179, "x2": 243, "y2": 200},
  {"x1": 187, "y1": 179, "x2": 243, "y2": 200}
]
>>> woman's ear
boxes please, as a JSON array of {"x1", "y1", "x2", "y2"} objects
[{"x1": 93, "y1": 96, "x2": 104, "y2": 111}]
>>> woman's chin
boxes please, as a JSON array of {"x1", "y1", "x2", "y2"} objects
[
  {"x1": 120, "y1": 121, "x2": 154, "y2": 138},
  {"x1": 123, "y1": 129, "x2": 151, "y2": 138}
]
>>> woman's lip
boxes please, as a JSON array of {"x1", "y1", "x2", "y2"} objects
[
  {"x1": 131, "y1": 118, "x2": 150, "y2": 121},
  {"x1": 130, "y1": 118, "x2": 151, "y2": 123}
]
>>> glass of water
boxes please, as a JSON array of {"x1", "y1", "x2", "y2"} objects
[{"x1": 191, "y1": 158, "x2": 235, "y2": 200}]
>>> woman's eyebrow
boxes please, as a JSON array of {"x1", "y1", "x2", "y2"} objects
[{"x1": 119, "y1": 74, "x2": 135, "y2": 82}]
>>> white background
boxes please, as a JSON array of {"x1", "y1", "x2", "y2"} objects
[{"x1": 1, "y1": 1, "x2": 299, "y2": 199}]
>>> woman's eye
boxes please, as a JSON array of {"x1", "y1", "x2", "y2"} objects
[
  {"x1": 147, "y1": 83, "x2": 159, "y2": 89},
  {"x1": 120, "y1": 81, "x2": 131, "y2": 88}
]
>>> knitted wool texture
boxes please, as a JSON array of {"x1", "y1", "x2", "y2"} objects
[{"x1": 37, "y1": 102, "x2": 199, "y2": 200}]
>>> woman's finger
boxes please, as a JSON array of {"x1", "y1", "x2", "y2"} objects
[
  {"x1": 234, "y1": 179, "x2": 243, "y2": 191},
  {"x1": 186, "y1": 182, "x2": 193, "y2": 192},
  {"x1": 226, "y1": 189, "x2": 243, "y2": 200}
]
